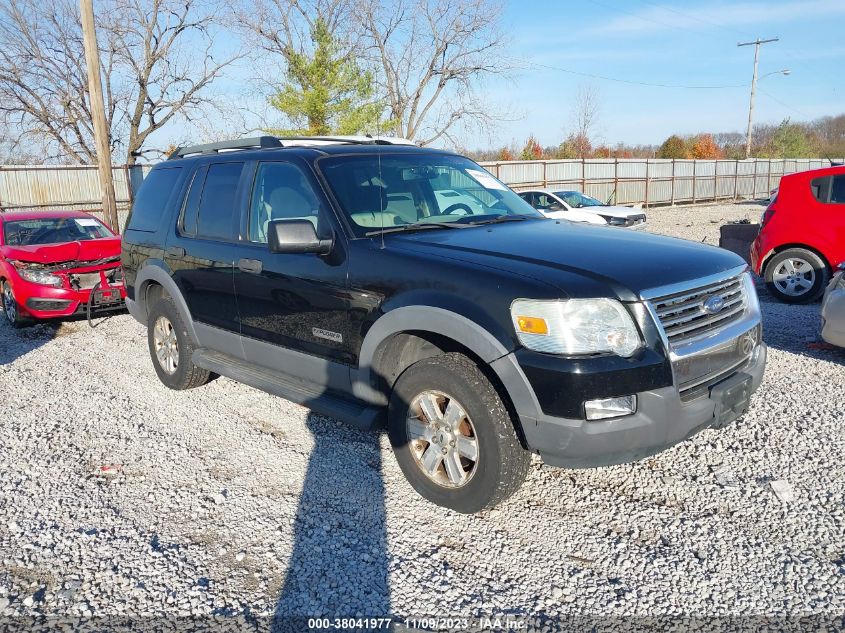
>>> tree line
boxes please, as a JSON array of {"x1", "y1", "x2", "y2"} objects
[{"x1": 473, "y1": 113, "x2": 845, "y2": 163}]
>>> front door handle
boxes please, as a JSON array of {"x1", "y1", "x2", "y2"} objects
[
  {"x1": 238, "y1": 258, "x2": 263, "y2": 274},
  {"x1": 165, "y1": 246, "x2": 185, "y2": 258}
]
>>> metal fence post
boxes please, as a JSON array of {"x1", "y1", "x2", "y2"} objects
[
  {"x1": 644, "y1": 159, "x2": 650, "y2": 207},
  {"x1": 670, "y1": 159, "x2": 675, "y2": 205},
  {"x1": 581, "y1": 158, "x2": 586, "y2": 192},
  {"x1": 542, "y1": 161, "x2": 547, "y2": 188},
  {"x1": 766, "y1": 159, "x2": 772, "y2": 196},
  {"x1": 692, "y1": 160, "x2": 697, "y2": 204},
  {"x1": 753, "y1": 159, "x2": 759, "y2": 198},
  {"x1": 733, "y1": 160, "x2": 739, "y2": 200},
  {"x1": 614, "y1": 158, "x2": 619, "y2": 203}
]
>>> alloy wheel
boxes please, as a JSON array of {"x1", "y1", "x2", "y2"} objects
[
  {"x1": 407, "y1": 390, "x2": 479, "y2": 489},
  {"x1": 153, "y1": 316, "x2": 179, "y2": 374},
  {"x1": 772, "y1": 257, "x2": 815, "y2": 297},
  {"x1": 2, "y1": 285, "x2": 16, "y2": 324}
]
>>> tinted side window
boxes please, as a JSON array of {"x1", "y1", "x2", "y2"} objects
[
  {"x1": 180, "y1": 165, "x2": 209, "y2": 236},
  {"x1": 811, "y1": 176, "x2": 832, "y2": 203},
  {"x1": 196, "y1": 162, "x2": 244, "y2": 240},
  {"x1": 126, "y1": 167, "x2": 182, "y2": 232},
  {"x1": 248, "y1": 162, "x2": 322, "y2": 243},
  {"x1": 831, "y1": 175, "x2": 845, "y2": 204}
]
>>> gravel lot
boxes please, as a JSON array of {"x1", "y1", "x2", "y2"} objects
[{"x1": 1, "y1": 201, "x2": 843, "y2": 630}]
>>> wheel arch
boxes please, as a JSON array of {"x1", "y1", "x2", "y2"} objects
[
  {"x1": 760, "y1": 243, "x2": 831, "y2": 275},
  {"x1": 134, "y1": 262, "x2": 198, "y2": 343},
  {"x1": 352, "y1": 307, "x2": 533, "y2": 448}
]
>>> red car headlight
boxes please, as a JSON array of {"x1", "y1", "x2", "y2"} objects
[{"x1": 16, "y1": 268, "x2": 64, "y2": 288}]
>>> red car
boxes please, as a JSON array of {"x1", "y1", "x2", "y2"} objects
[
  {"x1": 0, "y1": 210, "x2": 125, "y2": 326},
  {"x1": 751, "y1": 165, "x2": 845, "y2": 303}
]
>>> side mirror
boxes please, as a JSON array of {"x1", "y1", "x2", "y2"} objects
[
  {"x1": 267, "y1": 219, "x2": 333, "y2": 255},
  {"x1": 548, "y1": 203, "x2": 563, "y2": 211}
]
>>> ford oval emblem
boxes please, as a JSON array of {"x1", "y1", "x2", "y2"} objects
[{"x1": 702, "y1": 295, "x2": 726, "y2": 315}]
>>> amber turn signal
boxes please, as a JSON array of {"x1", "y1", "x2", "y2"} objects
[{"x1": 515, "y1": 315, "x2": 549, "y2": 335}]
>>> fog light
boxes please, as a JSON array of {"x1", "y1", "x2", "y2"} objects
[{"x1": 584, "y1": 395, "x2": 637, "y2": 421}]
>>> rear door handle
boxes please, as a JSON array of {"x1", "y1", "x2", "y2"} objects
[
  {"x1": 238, "y1": 258, "x2": 263, "y2": 274},
  {"x1": 165, "y1": 246, "x2": 185, "y2": 257}
]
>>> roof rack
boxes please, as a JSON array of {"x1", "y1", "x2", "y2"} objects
[
  {"x1": 168, "y1": 136, "x2": 282, "y2": 160},
  {"x1": 167, "y1": 134, "x2": 416, "y2": 159}
]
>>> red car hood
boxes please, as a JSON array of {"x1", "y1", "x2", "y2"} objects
[{"x1": 0, "y1": 237, "x2": 121, "y2": 264}]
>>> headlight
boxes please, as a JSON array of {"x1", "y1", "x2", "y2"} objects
[
  {"x1": 598, "y1": 214, "x2": 627, "y2": 226},
  {"x1": 511, "y1": 298, "x2": 642, "y2": 357},
  {"x1": 17, "y1": 269, "x2": 64, "y2": 288}
]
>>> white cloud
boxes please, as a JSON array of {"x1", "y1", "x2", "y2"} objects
[{"x1": 586, "y1": 0, "x2": 845, "y2": 37}]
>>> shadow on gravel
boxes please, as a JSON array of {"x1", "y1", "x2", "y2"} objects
[
  {"x1": 272, "y1": 412, "x2": 390, "y2": 632},
  {"x1": 0, "y1": 320, "x2": 60, "y2": 365}
]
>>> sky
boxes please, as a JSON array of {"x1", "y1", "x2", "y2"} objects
[
  {"x1": 467, "y1": 0, "x2": 843, "y2": 149},
  {"x1": 158, "y1": 0, "x2": 843, "y2": 155}
]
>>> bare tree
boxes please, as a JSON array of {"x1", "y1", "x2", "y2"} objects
[
  {"x1": 0, "y1": 0, "x2": 240, "y2": 164},
  {"x1": 571, "y1": 83, "x2": 600, "y2": 158},
  {"x1": 359, "y1": 0, "x2": 508, "y2": 146}
]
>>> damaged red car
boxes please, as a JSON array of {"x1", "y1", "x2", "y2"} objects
[{"x1": 0, "y1": 210, "x2": 125, "y2": 327}]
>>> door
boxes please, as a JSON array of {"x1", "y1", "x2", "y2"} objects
[
  {"x1": 234, "y1": 159, "x2": 353, "y2": 368},
  {"x1": 166, "y1": 161, "x2": 249, "y2": 342}
]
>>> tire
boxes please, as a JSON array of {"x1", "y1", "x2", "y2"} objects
[
  {"x1": 764, "y1": 248, "x2": 829, "y2": 303},
  {"x1": 388, "y1": 352, "x2": 530, "y2": 513},
  {"x1": 1, "y1": 280, "x2": 29, "y2": 328},
  {"x1": 147, "y1": 297, "x2": 211, "y2": 390}
]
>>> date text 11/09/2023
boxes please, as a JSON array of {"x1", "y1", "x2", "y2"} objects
[{"x1": 306, "y1": 616, "x2": 527, "y2": 630}]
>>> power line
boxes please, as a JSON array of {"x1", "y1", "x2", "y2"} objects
[
  {"x1": 639, "y1": 0, "x2": 750, "y2": 38},
  {"x1": 529, "y1": 61, "x2": 747, "y2": 90},
  {"x1": 758, "y1": 89, "x2": 811, "y2": 118}
]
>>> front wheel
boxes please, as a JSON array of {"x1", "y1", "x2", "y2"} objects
[
  {"x1": 764, "y1": 248, "x2": 829, "y2": 303},
  {"x1": 1, "y1": 280, "x2": 29, "y2": 328},
  {"x1": 388, "y1": 353, "x2": 530, "y2": 513}
]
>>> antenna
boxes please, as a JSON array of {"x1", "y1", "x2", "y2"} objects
[{"x1": 376, "y1": 120, "x2": 385, "y2": 249}]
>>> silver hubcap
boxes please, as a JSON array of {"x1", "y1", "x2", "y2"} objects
[
  {"x1": 772, "y1": 258, "x2": 815, "y2": 297},
  {"x1": 153, "y1": 316, "x2": 179, "y2": 374},
  {"x1": 407, "y1": 390, "x2": 479, "y2": 489},
  {"x1": 3, "y1": 285, "x2": 16, "y2": 323}
]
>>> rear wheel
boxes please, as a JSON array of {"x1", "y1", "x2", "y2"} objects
[
  {"x1": 388, "y1": 353, "x2": 530, "y2": 513},
  {"x1": 1, "y1": 280, "x2": 29, "y2": 328},
  {"x1": 764, "y1": 248, "x2": 829, "y2": 303},
  {"x1": 147, "y1": 297, "x2": 211, "y2": 390}
]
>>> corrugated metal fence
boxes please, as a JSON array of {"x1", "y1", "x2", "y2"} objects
[
  {"x1": 0, "y1": 164, "x2": 152, "y2": 230},
  {"x1": 0, "y1": 158, "x2": 841, "y2": 232},
  {"x1": 479, "y1": 158, "x2": 842, "y2": 206}
]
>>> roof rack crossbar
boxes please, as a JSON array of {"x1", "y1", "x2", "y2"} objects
[{"x1": 168, "y1": 136, "x2": 282, "y2": 160}]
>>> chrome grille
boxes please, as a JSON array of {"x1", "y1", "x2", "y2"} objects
[{"x1": 650, "y1": 274, "x2": 747, "y2": 346}]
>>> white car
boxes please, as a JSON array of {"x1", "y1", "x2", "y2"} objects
[
  {"x1": 821, "y1": 263, "x2": 845, "y2": 348},
  {"x1": 518, "y1": 189, "x2": 647, "y2": 228}
]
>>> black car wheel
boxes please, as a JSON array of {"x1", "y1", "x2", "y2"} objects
[
  {"x1": 764, "y1": 248, "x2": 829, "y2": 303},
  {"x1": 147, "y1": 297, "x2": 211, "y2": 390},
  {"x1": 1, "y1": 280, "x2": 29, "y2": 328},
  {"x1": 388, "y1": 353, "x2": 530, "y2": 513}
]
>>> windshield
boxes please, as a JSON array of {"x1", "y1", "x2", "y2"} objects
[
  {"x1": 3, "y1": 216, "x2": 114, "y2": 246},
  {"x1": 319, "y1": 153, "x2": 542, "y2": 236},
  {"x1": 554, "y1": 191, "x2": 605, "y2": 208}
]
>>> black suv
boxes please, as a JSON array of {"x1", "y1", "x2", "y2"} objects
[{"x1": 122, "y1": 136, "x2": 767, "y2": 513}]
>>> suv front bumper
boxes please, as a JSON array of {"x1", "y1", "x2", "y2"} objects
[{"x1": 496, "y1": 342, "x2": 766, "y2": 468}]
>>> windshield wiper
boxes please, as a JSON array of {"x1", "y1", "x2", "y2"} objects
[
  {"x1": 364, "y1": 222, "x2": 467, "y2": 237},
  {"x1": 465, "y1": 214, "x2": 535, "y2": 226}
]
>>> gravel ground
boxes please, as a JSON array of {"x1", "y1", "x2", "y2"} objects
[{"x1": 1, "y1": 201, "x2": 843, "y2": 631}]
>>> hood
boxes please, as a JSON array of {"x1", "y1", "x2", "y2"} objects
[
  {"x1": 390, "y1": 219, "x2": 744, "y2": 300},
  {"x1": 590, "y1": 205, "x2": 644, "y2": 218},
  {"x1": 0, "y1": 237, "x2": 121, "y2": 265}
]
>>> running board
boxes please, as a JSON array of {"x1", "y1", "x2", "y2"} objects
[{"x1": 192, "y1": 348, "x2": 383, "y2": 431}]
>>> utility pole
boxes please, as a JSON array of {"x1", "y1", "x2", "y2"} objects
[
  {"x1": 80, "y1": 0, "x2": 119, "y2": 231},
  {"x1": 738, "y1": 37, "x2": 778, "y2": 159}
]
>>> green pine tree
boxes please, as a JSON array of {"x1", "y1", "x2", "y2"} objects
[{"x1": 267, "y1": 19, "x2": 388, "y2": 136}]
